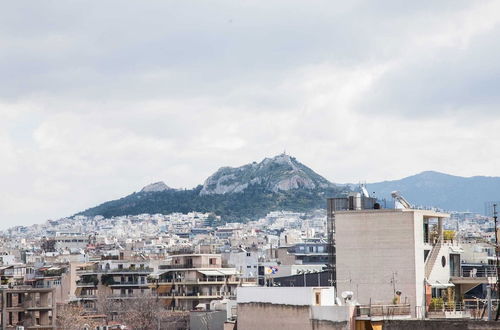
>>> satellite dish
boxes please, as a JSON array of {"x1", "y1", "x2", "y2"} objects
[{"x1": 341, "y1": 291, "x2": 353, "y2": 300}]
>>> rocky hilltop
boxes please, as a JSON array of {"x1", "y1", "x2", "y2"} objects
[
  {"x1": 140, "y1": 181, "x2": 173, "y2": 193},
  {"x1": 200, "y1": 154, "x2": 335, "y2": 195},
  {"x1": 77, "y1": 154, "x2": 344, "y2": 220}
]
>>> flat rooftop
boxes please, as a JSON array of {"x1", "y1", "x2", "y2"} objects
[{"x1": 334, "y1": 208, "x2": 449, "y2": 218}]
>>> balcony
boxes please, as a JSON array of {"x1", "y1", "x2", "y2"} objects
[
  {"x1": 110, "y1": 281, "x2": 148, "y2": 287},
  {"x1": 451, "y1": 267, "x2": 497, "y2": 278},
  {"x1": 450, "y1": 267, "x2": 497, "y2": 285},
  {"x1": 156, "y1": 278, "x2": 231, "y2": 285},
  {"x1": 78, "y1": 267, "x2": 153, "y2": 274},
  {"x1": 158, "y1": 292, "x2": 235, "y2": 299},
  {"x1": 76, "y1": 281, "x2": 98, "y2": 287},
  {"x1": 109, "y1": 293, "x2": 137, "y2": 299},
  {"x1": 355, "y1": 304, "x2": 411, "y2": 319},
  {"x1": 159, "y1": 264, "x2": 220, "y2": 270}
]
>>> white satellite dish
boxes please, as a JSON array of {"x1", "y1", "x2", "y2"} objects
[{"x1": 341, "y1": 291, "x2": 353, "y2": 300}]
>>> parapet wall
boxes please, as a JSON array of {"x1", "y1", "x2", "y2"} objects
[
  {"x1": 383, "y1": 319, "x2": 500, "y2": 330},
  {"x1": 237, "y1": 303, "x2": 349, "y2": 330}
]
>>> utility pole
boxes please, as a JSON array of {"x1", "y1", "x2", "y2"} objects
[{"x1": 493, "y1": 204, "x2": 500, "y2": 321}]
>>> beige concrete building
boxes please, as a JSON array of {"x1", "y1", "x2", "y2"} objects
[
  {"x1": 335, "y1": 208, "x2": 453, "y2": 317},
  {"x1": 0, "y1": 286, "x2": 56, "y2": 329},
  {"x1": 152, "y1": 254, "x2": 242, "y2": 310}
]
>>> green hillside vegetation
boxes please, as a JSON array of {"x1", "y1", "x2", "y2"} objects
[{"x1": 78, "y1": 184, "x2": 346, "y2": 222}]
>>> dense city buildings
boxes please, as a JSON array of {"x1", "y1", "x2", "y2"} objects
[{"x1": 0, "y1": 200, "x2": 499, "y2": 329}]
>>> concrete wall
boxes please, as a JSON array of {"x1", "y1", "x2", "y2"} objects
[
  {"x1": 190, "y1": 310, "x2": 227, "y2": 330},
  {"x1": 237, "y1": 287, "x2": 336, "y2": 306},
  {"x1": 237, "y1": 303, "x2": 348, "y2": 330},
  {"x1": 336, "y1": 210, "x2": 419, "y2": 309},
  {"x1": 310, "y1": 305, "x2": 353, "y2": 323}
]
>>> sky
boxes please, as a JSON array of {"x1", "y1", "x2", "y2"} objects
[{"x1": 1, "y1": 1, "x2": 500, "y2": 228}]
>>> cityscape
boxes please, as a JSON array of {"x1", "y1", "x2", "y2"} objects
[{"x1": 2, "y1": 1, "x2": 500, "y2": 330}]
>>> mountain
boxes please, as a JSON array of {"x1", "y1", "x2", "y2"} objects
[
  {"x1": 367, "y1": 171, "x2": 500, "y2": 213},
  {"x1": 200, "y1": 154, "x2": 335, "y2": 195},
  {"x1": 77, "y1": 154, "x2": 346, "y2": 221}
]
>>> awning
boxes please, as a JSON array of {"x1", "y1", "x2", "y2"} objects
[
  {"x1": 198, "y1": 270, "x2": 224, "y2": 276},
  {"x1": 428, "y1": 281, "x2": 455, "y2": 289},
  {"x1": 218, "y1": 269, "x2": 239, "y2": 275},
  {"x1": 449, "y1": 246, "x2": 464, "y2": 253},
  {"x1": 149, "y1": 270, "x2": 169, "y2": 279}
]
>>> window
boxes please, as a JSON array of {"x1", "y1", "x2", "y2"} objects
[
  {"x1": 246, "y1": 252, "x2": 251, "y2": 257},
  {"x1": 209, "y1": 258, "x2": 217, "y2": 265},
  {"x1": 315, "y1": 292, "x2": 321, "y2": 305}
]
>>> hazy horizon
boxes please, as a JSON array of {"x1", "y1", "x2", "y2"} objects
[{"x1": 2, "y1": 1, "x2": 500, "y2": 227}]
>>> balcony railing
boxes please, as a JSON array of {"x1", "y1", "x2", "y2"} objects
[
  {"x1": 159, "y1": 264, "x2": 220, "y2": 270},
  {"x1": 451, "y1": 267, "x2": 497, "y2": 278},
  {"x1": 76, "y1": 281, "x2": 98, "y2": 287},
  {"x1": 157, "y1": 292, "x2": 235, "y2": 299},
  {"x1": 356, "y1": 304, "x2": 411, "y2": 317},
  {"x1": 110, "y1": 281, "x2": 148, "y2": 286},
  {"x1": 155, "y1": 278, "x2": 232, "y2": 285},
  {"x1": 78, "y1": 267, "x2": 153, "y2": 274}
]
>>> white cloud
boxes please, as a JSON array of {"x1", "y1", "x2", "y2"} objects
[{"x1": 1, "y1": 1, "x2": 500, "y2": 227}]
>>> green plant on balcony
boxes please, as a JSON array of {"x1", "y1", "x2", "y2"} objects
[
  {"x1": 101, "y1": 274, "x2": 116, "y2": 286},
  {"x1": 44, "y1": 269, "x2": 65, "y2": 276},
  {"x1": 78, "y1": 274, "x2": 99, "y2": 286},
  {"x1": 429, "y1": 297, "x2": 444, "y2": 311}
]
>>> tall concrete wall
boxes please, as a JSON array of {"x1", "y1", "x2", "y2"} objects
[{"x1": 336, "y1": 210, "x2": 419, "y2": 309}]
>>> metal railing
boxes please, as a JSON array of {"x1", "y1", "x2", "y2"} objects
[
  {"x1": 110, "y1": 281, "x2": 148, "y2": 286},
  {"x1": 78, "y1": 267, "x2": 153, "y2": 274},
  {"x1": 355, "y1": 304, "x2": 411, "y2": 317},
  {"x1": 450, "y1": 267, "x2": 498, "y2": 278}
]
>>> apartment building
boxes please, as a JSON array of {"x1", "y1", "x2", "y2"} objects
[
  {"x1": 151, "y1": 254, "x2": 241, "y2": 310},
  {"x1": 0, "y1": 286, "x2": 56, "y2": 329},
  {"x1": 74, "y1": 260, "x2": 153, "y2": 311}
]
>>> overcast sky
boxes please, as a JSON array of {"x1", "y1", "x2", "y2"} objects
[{"x1": 2, "y1": 1, "x2": 500, "y2": 228}]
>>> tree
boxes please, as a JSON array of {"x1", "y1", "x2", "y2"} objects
[
  {"x1": 57, "y1": 304, "x2": 100, "y2": 330},
  {"x1": 120, "y1": 293, "x2": 168, "y2": 330},
  {"x1": 41, "y1": 238, "x2": 57, "y2": 252},
  {"x1": 95, "y1": 290, "x2": 119, "y2": 324}
]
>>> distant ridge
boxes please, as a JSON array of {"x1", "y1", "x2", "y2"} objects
[
  {"x1": 77, "y1": 157, "x2": 500, "y2": 220},
  {"x1": 367, "y1": 171, "x2": 500, "y2": 213}
]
